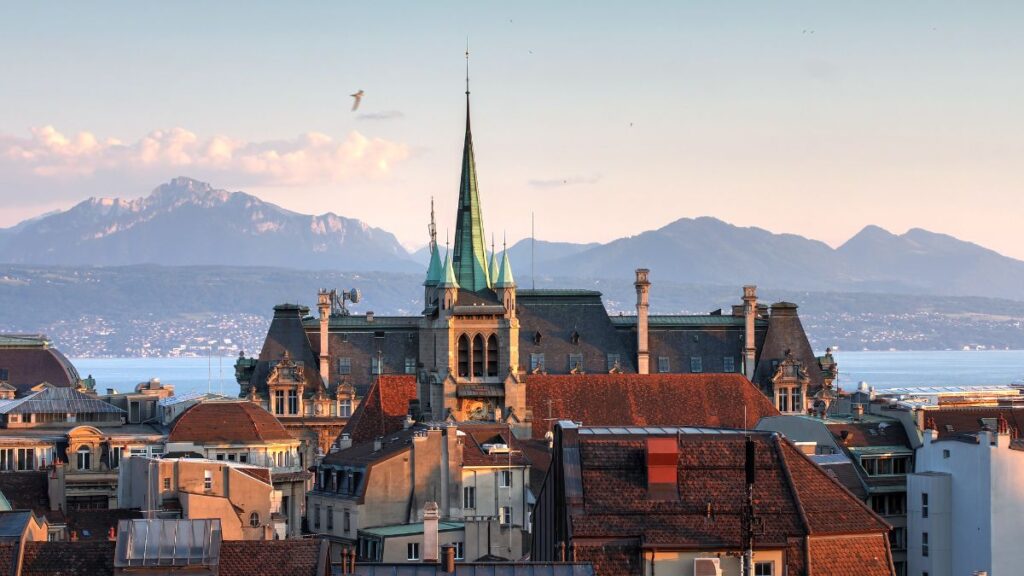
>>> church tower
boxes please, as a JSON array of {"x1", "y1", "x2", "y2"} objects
[{"x1": 418, "y1": 53, "x2": 524, "y2": 434}]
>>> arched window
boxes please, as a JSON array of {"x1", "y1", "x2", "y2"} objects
[
  {"x1": 486, "y1": 334, "x2": 499, "y2": 377},
  {"x1": 76, "y1": 446, "x2": 91, "y2": 471},
  {"x1": 457, "y1": 334, "x2": 470, "y2": 378},
  {"x1": 250, "y1": 512, "x2": 260, "y2": 528},
  {"x1": 472, "y1": 335, "x2": 484, "y2": 377}
]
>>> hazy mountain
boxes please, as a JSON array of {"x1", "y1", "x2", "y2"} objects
[{"x1": 0, "y1": 178, "x2": 418, "y2": 272}]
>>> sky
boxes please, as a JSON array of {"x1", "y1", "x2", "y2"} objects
[{"x1": 1, "y1": 2, "x2": 1023, "y2": 258}]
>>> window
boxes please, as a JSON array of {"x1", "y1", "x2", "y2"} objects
[
  {"x1": 454, "y1": 541, "x2": 465, "y2": 560},
  {"x1": 463, "y1": 486, "x2": 476, "y2": 509},
  {"x1": 250, "y1": 512, "x2": 260, "y2": 528},
  {"x1": 274, "y1": 390, "x2": 285, "y2": 415},
  {"x1": 456, "y1": 334, "x2": 471, "y2": 377},
  {"x1": 889, "y1": 527, "x2": 906, "y2": 551},
  {"x1": 407, "y1": 542, "x2": 420, "y2": 561},
  {"x1": 657, "y1": 356, "x2": 670, "y2": 373},
  {"x1": 472, "y1": 335, "x2": 485, "y2": 377},
  {"x1": 921, "y1": 493, "x2": 929, "y2": 518},
  {"x1": 486, "y1": 334, "x2": 499, "y2": 377},
  {"x1": 568, "y1": 353, "x2": 583, "y2": 371},
  {"x1": 499, "y1": 506, "x2": 512, "y2": 526},
  {"x1": 76, "y1": 446, "x2": 91, "y2": 471},
  {"x1": 203, "y1": 470, "x2": 213, "y2": 490},
  {"x1": 216, "y1": 454, "x2": 225, "y2": 461},
  {"x1": 942, "y1": 449, "x2": 950, "y2": 459},
  {"x1": 922, "y1": 532, "x2": 929, "y2": 557},
  {"x1": 288, "y1": 390, "x2": 299, "y2": 415},
  {"x1": 239, "y1": 453, "x2": 248, "y2": 463},
  {"x1": 755, "y1": 562, "x2": 774, "y2": 576},
  {"x1": 606, "y1": 354, "x2": 620, "y2": 371},
  {"x1": 340, "y1": 399, "x2": 352, "y2": 418},
  {"x1": 337, "y1": 358, "x2": 352, "y2": 375},
  {"x1": 723, "y1": 356, "x2": 736, "y2": 372},
  {"x1": 163, "y1": 477, "x2": 171, "y2": 491},
  {"x1": 690, "y1": 356, "x2": 703, "y2": 373},
  {"x1": 110, "y1": 446, "x2": 123, "y2": 469},
  {"x1": 371, "y1": 356, "x2": 382, "y2": 375},
  {"x1": 499, "y1": 470, "x2": 512, "y2": 488},
  {"x1": 314, "y1": 504, "x2": 321, "y2": 529},
  {"x1": 0, "y1": 368, "x2": 8, "y2": 381},
  {"x1": 405, "y1": 357, "x2": 416, "y2": 375},
  {"x1": 17, "y1": 448, "x2": 35, "y2": 471},
  {"x1": 327, "y1": 506, "x2": 334, "y2": 530},
  {"x1": 344, "y1": 510, "x2": 351, "y2": 532},
  {"x1": 529, "y1": 353, "x2": 545, "y2": 373}
]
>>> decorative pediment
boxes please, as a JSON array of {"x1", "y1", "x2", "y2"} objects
[
  {"x1": 268, "y1": 350, "x2": 304, "y2": 386},
  {"x1": 771, "y1": 350, "x2": 811, "y2": 387}
]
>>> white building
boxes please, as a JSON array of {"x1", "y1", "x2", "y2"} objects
[{"x1": 908, "y1": 426, "x2": 1024, "y2": 576}]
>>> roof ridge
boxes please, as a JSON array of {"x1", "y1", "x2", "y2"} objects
[{"x1": 773, "y1": 434, "x2": 811, "y2": 535}]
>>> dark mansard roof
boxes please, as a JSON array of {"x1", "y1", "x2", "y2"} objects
[{"x1": 0, "y1": 334, "x2": 82, "y2": 394}]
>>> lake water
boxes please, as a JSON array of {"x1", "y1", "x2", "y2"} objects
[{"x1": 71, "y1": 350, "x2": 1024, "y2": 396}]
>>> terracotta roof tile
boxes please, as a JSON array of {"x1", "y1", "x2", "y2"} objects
[
  {"x1": 169, "y1": 401, "x2": 294, "y2": 443},
  {"x1": 340, "y1": 375, "x2": 417, "y2": 445},
  {"x1": 20, "y1": 541, "x2": 115, "y2": 576},
  {"x1": 808, "y1": 533, "x2": 894, "y2": 576},
  {"x1": 926, "y1": 406, "x2": 1024, "y2": 438},
  {"x1": 458, "y1": 423, "x2": 530, "y2": 467},
  {"x1": 219, "y1": 538, "x2": 322, "y2": 576},
  {"x1": 525, "y1": 373, "x2": 779, "y2": 439}
]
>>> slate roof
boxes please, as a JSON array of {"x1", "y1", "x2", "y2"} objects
[
  {"x1": 752, "y1": 302, "x2": 825, "y2": 393},
  {"x1": 517, "y1": 291, "x2": 637, "y2": 374},
  {"x1": 0, "y1": 386, "x2": 124, "y2": 415},
  {"x1": 0, "y1": 542, "x2": 14, "y2": 576},
  {"x1": 246, "y1": 304, "x2": 323, "y2": 398},
  {"x1": 340, "y1": 375, "x2": 417, "y2": 445},
  {"x1": 540, "y1": 424, "x2": 892, "y2": 576},
  {"x1": 169, "y1": 401, "x2": 294, "y2": 444},
  {"x1": 0, "y1": 335, "x2": 82, "y2": 394},
  {"x1": 0, "y1": 510, "x2": 34, "y2": 540},
  {"x1": 323, "y1": 426, "x2": 418, "y2": 469},
  {"x1": 0, "y1": 472, "x2": 60, "y2": 522},
  {"x1": 827, "y1": 420, "x2": 913, "y2": 450},
  {"x1": 524, "y1": 373, "x2": 779, "y2": 439}
]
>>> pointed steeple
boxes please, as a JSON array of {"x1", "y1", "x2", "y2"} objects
[
  {"x1": 451, "y1": 47, "x2": 491, "y2": 292},
  {"x1": 495, "y1": 241, "x2": 515, "y2": 287},
  {"x1": 488, "y1": 235, "x2": 500, "y2": 286},
  {"x1": 424, "y1": 197, "x2": 442, "y2": 286},
  {"x1": 439, "y1": 246, "x2": 460, "y2": 288}
]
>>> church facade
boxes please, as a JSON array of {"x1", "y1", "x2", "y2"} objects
[{"x1": 235, "y1": 87, "x2": 837, "y2": 442}]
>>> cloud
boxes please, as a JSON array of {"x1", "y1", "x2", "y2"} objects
[
  {"x1": 356, "y1": 110, "x2": 405, "y2": 121},
  {"x1": 0, "y1": 125, "x2": 410, "y2": 188},
  {"x1": 527, "y1": 175, "x2": 601, "y2": 188}
]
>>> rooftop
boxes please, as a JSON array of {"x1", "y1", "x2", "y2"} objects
[
  {"x1": 169, "y1": 401, "x2": 294, "y2": 444},
  {"x1": 0, "y1": 386, "x2": 124, "y2": 415},
  {"x1": 359, "y1": 520, "x2": 463, "y2": 538}
]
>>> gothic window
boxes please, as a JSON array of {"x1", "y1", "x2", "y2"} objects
[
  {"x1": 458, "y1": 334, "x2": 470, "y2": 377},
  {"x1": 486, "y1": 334, "x2": 499, "y2": 377},
  {"x1": 472, "y1": 335, "x2": 484, "y2": 377}
]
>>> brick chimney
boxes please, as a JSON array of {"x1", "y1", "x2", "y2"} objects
[
  {"x1": 645, "y1": 437, "x2": 679, "y2": 500},
  {"x1": 441, "y1": 544, "x2": 456, "y2": 573},
  {"x1": 318, "y1": 289, "x2": 331, "y2": 386},
  {"x1": 742, "y1": 285, "x2": 757, "y2": 381},
  {"x1": 635, "y1": 269, "x2": 651, "y2": 375},
  {"x1": 423, "y1": 501, "x2": 440, "y2": 563}
]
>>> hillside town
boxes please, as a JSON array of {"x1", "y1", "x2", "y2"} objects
[{"x1": 0, "y1": 79, "x2": 1022, "y2": 576}]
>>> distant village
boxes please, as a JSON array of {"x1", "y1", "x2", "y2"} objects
[{"x1": 1, "y1": 92, "x2": 1022, "y2": 576}]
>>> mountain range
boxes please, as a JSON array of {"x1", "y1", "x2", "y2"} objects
[{"x1": 2, "y1": 178, "x2": 1023, "y2": 301}]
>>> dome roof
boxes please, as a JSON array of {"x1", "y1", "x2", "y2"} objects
[{"x1": 169, "y1": 401, "x2": 293, "y2": 444}]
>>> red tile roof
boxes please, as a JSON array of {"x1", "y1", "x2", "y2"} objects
[
  {"x1": 340, "y1": 375, "x2": 417, "y2": 445},
  {"x1": 552, "y1": 428, "x2": 891, "y2": 576},
  {"x1": 169, "y1": 401, "x2": 294, "y2": 443},
  {"x1": 525, "y1": 373, "x2": 779, "y2": 439},
  {"x1": 20, "y1": 541, "x2": 115, "y2": 576},
  {"x1": 808, "y1": 533, "x2": 895, "y2": 576},
  {"x1": 926, "y1": 406, "x2": 1024, "y2": 438},
  {"x1": 219, "y1": 538, "x2": 322, "y2": 576},
  {"x1": 459, "y1": 423, "x2": 531, "y2": 467}
]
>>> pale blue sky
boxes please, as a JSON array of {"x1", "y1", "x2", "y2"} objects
[{"x1": 1, "y1": 2, "x2": 1022, "y2": 258}]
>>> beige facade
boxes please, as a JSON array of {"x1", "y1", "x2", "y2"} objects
[
  {"x1": 118, "y1": 457, "x2": 281, "y2": 540},
  {"x1": 644, "y1": 549, "x2": 785, "y2": 576}
]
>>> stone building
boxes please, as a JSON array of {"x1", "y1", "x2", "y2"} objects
[{"x1": 235, "y1": 82, "x2": 833, "y2": 438}]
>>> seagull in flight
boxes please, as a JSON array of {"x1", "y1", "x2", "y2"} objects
[{"x1": 351, "y1": 90, "x2": 364, "y2": 111}]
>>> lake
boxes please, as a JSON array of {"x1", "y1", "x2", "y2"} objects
[{"x1": 71, "y1": 350, "x2": 1024, "y2": 396}]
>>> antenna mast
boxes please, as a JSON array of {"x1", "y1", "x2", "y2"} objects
[
  {"x1": 531, "y1": 212, "x2": 536, "y2": 290},
  {"x1": 429, "y1": 197, "x2": 437, "y2": 251}
]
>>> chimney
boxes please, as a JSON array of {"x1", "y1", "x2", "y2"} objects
[
  {"x1": 742, "y1": 285, "x2": 757, "y2": 380},
  {"x1": 318, "y1": 290, "x2": 332, "y2": 386},
  {"x1": 634, "y1": 269, "x2": 651, "y2": 375},
  {"x1": 337, "y1": 433, "x2": 352, "y2": 451},
  {"x1": 422, "y1": 501, "x2": 440, "y2": 563},
  {"x1": 366, "y1": 311, "x2": 375, "y2": 323},
  {"x1": 373, "y1": 437, "x2": 383, "y2": 452},
  {"x1": 853, "y1": 403, "x2": 864, "y2": 421},
  {"x1": 441, "y1": 544, "x2": 456, "y2": 573},
  {"x1": 645, "y1": 437, "x2": 679, "y2": 500}
]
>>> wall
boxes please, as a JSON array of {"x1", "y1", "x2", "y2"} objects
[
  {"x1": 379, "y1": 529, "x2": 465, "y2": 563},
  {"x1": 644, "y1": 549, "x2": 785, "y2": 576},
  {"x1": 358, "y1": 452, "x2": 413, "y2": 529}
]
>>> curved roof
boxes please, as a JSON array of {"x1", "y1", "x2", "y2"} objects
[
  {"x1": 0, "y1": 335, "x2": 81, "y2": 394},
  {"x1": 169, "y1": 402, "x2": 293, "y2": 444}
]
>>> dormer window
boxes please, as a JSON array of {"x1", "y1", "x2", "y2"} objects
[
  {"x1": 533, "y1": 332, "x2": 542, "y2": 345},
  {"x1": 570, "y1": 331, "x2": 580, "y2": 345}
]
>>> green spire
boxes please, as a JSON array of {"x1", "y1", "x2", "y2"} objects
[
  {"x1": 451, "y1": 73, "x2": 491, "y2": 292},
  {"x1": 424, "y1": 243, "x2": 442, "y2": 286},
  {"x1": 439, "y1": 247, "x2": 460, "y2": 288},
  {"x1": 495, "y1": 243, "x2": 515, "y2": 287}
]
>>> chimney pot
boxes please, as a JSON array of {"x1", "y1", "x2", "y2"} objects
[{"x1": 441, "y1": 544, "x2": 456, "y2": 572}]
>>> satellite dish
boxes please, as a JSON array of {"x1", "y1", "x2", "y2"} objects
[{"x1": 349, "y1": 289, "x2": 361, "y2": 304}]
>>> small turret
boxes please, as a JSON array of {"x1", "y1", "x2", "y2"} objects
[
  {"x1": 438, "y1": 248, "x2": 460, "y2": 311},
  {"x1": 494, "y1": 244, "x2": 516, "y2": 316}
]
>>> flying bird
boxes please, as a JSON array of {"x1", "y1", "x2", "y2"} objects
[{"x1": 351, "y1": 90, "x2": 364, "y2": 111}]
